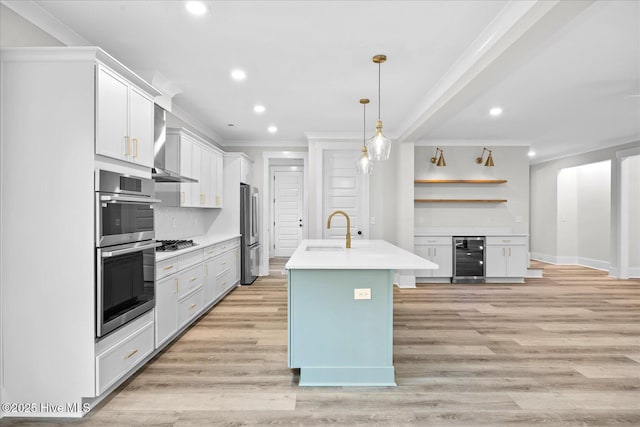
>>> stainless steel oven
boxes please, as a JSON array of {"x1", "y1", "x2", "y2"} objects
[{"x1": 96, "y1": 170, "x2": 161, "y2": 338}]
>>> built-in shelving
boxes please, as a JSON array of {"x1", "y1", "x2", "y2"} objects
[
  {"x1": 414, "y1": 179, "x2": 507, "y2": 184},
  {"x1": 414, "y1": 199, "x2": 507, "y2": 203}
]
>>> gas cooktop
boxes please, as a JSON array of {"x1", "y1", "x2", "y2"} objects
[{"x1": 157, "y1": 240, "x2": 198, "y2": 252}]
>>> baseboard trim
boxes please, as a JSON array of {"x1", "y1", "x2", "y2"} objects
[{"x1": 531, "y1": 252, "x2": 609, "y2": 272}]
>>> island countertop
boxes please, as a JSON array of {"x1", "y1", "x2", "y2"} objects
[{"x1": 286, "y1": 239, "x2": 438, "y2": 270}]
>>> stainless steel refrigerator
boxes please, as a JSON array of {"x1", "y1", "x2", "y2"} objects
[{"x1": 240, "y1": 183, "x2": 260, "y2": 284}]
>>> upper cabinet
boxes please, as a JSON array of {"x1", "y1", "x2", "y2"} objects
[
  {"x1": 164, "y1": 128, "x2": 224, "y2": 209},
  {"x1": 96, "y1": 65, "x2": 154, "y2": 168},
  {"x1": 240, "y1": 156, "x2": 253, "y2": 185}
]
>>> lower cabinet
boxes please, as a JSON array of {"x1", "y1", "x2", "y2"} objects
[
  {"x1": 95, "y1": 313, "x2": 154, "y2": 395},
  {"x1": 154, "y1": 237, "x2": 241, "y2": 349},
  {"x1": 155, "y1": 276, "x2": 178, "y2": 347},
  {"x1": 414, "y1": 236, "x2": 452, "y2": 278},
  {"x1": 485, "y1": 236, "x2": 528, "y2": 278}
]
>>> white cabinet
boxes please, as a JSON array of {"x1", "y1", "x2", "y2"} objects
[
  {"x1": 486, "y1": 236, "x2": 528, "y2": 278},
  {"x1": 154, "y1": 237, "x2": 240, "y2": 349},
  {"x1": 161, "y1": 128, "x2": 224, "y2": 208},
  {"x1": 95, "y1": 314, "x2": 154, "y2": 395},
  {"x1": 240, "y1": 155, "x2": 253, "y2": 185},
  {"x1": 414, "y1": 236, "x2": 452, "y2": 278},
  {"x1": 96, "y1": 65, "x2": 154, "y2": 167},
  {"x1": 155, "y1": 275, "x2": 178, "y2": 348}
]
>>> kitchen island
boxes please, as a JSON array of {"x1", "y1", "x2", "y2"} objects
[{"x1": 285, "y1": 239, "x2": 437, "y2": 386}]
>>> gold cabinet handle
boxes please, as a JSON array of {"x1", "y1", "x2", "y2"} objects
[
  {"x1": 163, "y1": 265, "x2": 174, "y2": 271},
  {"x1": 509, "y1": 248, "x2": 512, "y2": 256},
  {"x1": 181, "y1": 192, "x2": 185, "y2": 204},
  {"x1": 133, "y1": 138, "x2": 139, "y2": 158},
  {"x1": 124, "y1": 136, "x2": 130, "y2": 156},
  {"x1": 125, "y1": 349, "x2": 138, "y2": 359},
  {"x1": 216, "y1": 195, "x2": 221, "y2": 205},
  {"x1": 175, "y1": 278, "x2": 178, "y2": 293},
  {"x1": 189, "y1": 277, "x2": 197, "y2": 282},
  {"x1": 190, "y1": 303, "x2": 197, "y2": 310},
  {"x1": 207, "y1": 250, "x2": 215, "y2": 254},
  {"x1": 434, "y1": 247, "x2": 437, "y2": 256},
  {"x1": 502, "y1": 248, "x2": 505, "y2": 256}
]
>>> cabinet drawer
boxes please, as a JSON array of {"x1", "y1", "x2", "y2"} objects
[
  {"x1": 96, "y1": 320, "x2": 154, "y2": 395},
  {"x1": 215, "y1": 268, "x2": 234, "y2": 299},
  {"x1": 214, "y1": 250, "x2": 235, "y2": 276},
  {"x1": 486, "y1": 236, "x2": 527, "y2": 246},
  {"x1": 178, "y1": 249, "x2": 203, "y2": 270},
  {"x1": 203, "y1": 244, "x2": 217, "y2": 260},
  {"x1": 414, "y1": 236, "x2": 451, "y2": 246},
  {"x1": 156, "y1": 257, "x2": 178, "y2": 280},
  {"x1": 178, "y1": 264, "x2": 204, "y2": 299},
  {"x1": 178, "y1": 287, "x2": 204, "y2": 328}
]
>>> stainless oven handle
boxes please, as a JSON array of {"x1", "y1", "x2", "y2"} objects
[
  {"x1": 100, "y1": 195, "x2": 162, "y2": 204},
  {"x1": 101, "y1": 242, "x2": 162, "y2": 258}
]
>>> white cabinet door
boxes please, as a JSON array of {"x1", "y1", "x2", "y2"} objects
[
  {"x1": 155, "y1": 276, "x2": 178, "y2": 348},
  {"x1": 414, "y1": 245, "x2": 433, "y2": 277},
  {"x1": 231, "y1": 246, "x2": 240, "y2": 283},
  {"x1": 431, "y1": 245, "x2": 453, "y2": 278},
  {"x1": 201, "y1": 147, "x2": 212, "y2": 208},
  {"x1": 485, "y1": 245, "x2": 506, "y2": 277},
  {"x1": 96, "y1": 66, "x2": 129, "y2": 161},
  {"x1": 191, "y1": 142, "x2": 203, "y2": 206},
  {"x1": 179, "y1": 137, "x2": 193, "y2": 207},
  {"x1": 214, "y1": 151, "x2": 224, "y2": 208},
  {"x1": 506, "y1": 245, "x2": 528, "y2": 277},
  {"x1": 128, "y1": 87, "x2": 154, "y2": 167},
  {"x1": 204, "y1": 258, "x2": 216, "y2": 305}
]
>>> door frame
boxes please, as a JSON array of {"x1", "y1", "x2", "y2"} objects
[
  {"x1": 615, "y1": 146, "x2": 640, "y2": 279},
  {"x1": 262, "y1": 151, "x2": 308, "y2": 274},
  {"x1": 270, "y1": 166, "x2": 304, "y2": 257}
]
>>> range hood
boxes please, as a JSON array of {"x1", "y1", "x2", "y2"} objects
[{"x1": 152, "y1": 104, "x2": 198, "y2": 183}]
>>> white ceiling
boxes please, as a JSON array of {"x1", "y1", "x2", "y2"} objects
[{"x1": 7, "y1": 0, "x2": 640, "y2": 163}]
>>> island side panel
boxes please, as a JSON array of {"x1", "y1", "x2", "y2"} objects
[{"x1": 288, "y1": 269, "x2": 395, "y2": 386}]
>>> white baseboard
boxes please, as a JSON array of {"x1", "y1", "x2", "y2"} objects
[
  {"x1": 531, "y1": 252, "x2": 609, "y2": 272},
  {"x1": 629, "y1": 267, "x2": 640, "y2": 278},
  {"x1": 416, "y1": 277, "x2": 452, "y2": 284}
]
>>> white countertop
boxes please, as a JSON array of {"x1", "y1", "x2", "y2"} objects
[
  {"x1": 285, "y1": 239, "x2": 438, "y2": 270},
  {"x1": 156, "y1": 233, "x2": 241, "y2": 261},
  {"x1": 414, "y1": 233, "x2": 529, "y2": 237}
]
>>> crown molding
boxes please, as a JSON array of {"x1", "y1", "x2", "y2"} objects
[
  {"x1": 1, "y1": 0, "x2": 91, "y2": 46},
  {"x1": 414, "y1": 139, "x2": 530, "y2": 147},
  {"x1": 222, "y1": 139, "x2": 307, "y2": 148}
]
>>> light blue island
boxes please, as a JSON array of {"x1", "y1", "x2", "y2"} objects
[{"x1": 285, "y1": 239, "x2": 437, "y2": 386}]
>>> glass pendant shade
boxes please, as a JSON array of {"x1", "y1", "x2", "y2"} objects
[
  {"x1": 356, "y1": 146, "x2": 373, "y2": 174},
  {"x1": 366, "y1": 120, "x2": 392, "y2": 161}
]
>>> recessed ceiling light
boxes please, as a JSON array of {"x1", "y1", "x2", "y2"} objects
[
  {"x1": 267, "y1": 126, "x2": 278, "y2": 134},
  {"x1": 489, "y1": 107, "x2": 503, "y2": 117},
  {"x1": 227, "y1": 123, "x2": 235, "y2": 127},
  {"x1": 528, "y1": 150, "x2": 536, "y2": 157},
  {"x1": 231, "y1": 69, "x2": 246, "y2": 81},
  {"x1": 254, "y1": 105, "x2": 266, "y2": 114},
  {"x1": 185, "y1": 1, "x2": 207, "y2": 16}
]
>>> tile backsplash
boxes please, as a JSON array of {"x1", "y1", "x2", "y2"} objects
[{"x1": 155, "y1": 206, "x2": 220, "y2": 240}]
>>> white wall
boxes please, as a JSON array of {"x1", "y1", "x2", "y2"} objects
[
  {"x1": 557, "y1": 168, "x2": 578, "y2": 260},
  {"x1": 414, "y1": 146, "x2": 530, "y2": 234},
  {"x1": 556, "y1": 161, "x2": 612, "y2": 268},
  {"x1": 530, "y1": 140, "x2": 639, "y2": 277},
  {"x1": 628, "y1": 155, "x2": 640, "y2": 271},
  {"x1": 0, "y1": 4, "x2": 63, "y2": 47}
]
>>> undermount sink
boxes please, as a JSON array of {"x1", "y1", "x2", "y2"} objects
[{"x1": 305, "y1": 245, "x2": 345, "y2": 252}]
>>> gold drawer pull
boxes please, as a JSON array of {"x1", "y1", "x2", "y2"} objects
[
  {"x1": 189, "y1": 277, "x2": 197, "y2": 282},
  {"x1": 190, "y1": 303, "x2": 197, "y2": 309},
  {"x1": 503, "y1": 240, "x2": 511, "y2": 243},
  {"x1": 125, "y1": 349, "x2": 138, "y2": 359},
  {"x1": 124, "y1": 136, "x2": 130, "y2": 155},
  {"x1": 163, "y1": 265, "x2": 174, "y2": 271},
  {"x1": 181, "y1": 192, "x2": 185, "y2": 204},
  {"x1": 133, "y1": 138, "x2": 139, "y2": 158}
]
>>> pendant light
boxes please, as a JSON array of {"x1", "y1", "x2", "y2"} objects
[
  {"x1": 366, "y1": 54, "x2": 392, "y2": 161},
  {"x1": 356, "y1": 98, "x2": 373, "y2": 175}
]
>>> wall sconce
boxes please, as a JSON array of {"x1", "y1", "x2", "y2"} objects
[
  {"x1": 430, "y1": 147, "x2": 446, "y2": 167},
  {"x1": 476, "y1": 147, "x2": 495, "y2": 167}
]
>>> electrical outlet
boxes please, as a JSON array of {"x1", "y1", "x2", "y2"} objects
[{"x1": 354, "y1": 288, "x2": 371, "y2": 300}]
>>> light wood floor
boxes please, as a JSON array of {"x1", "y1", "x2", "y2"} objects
[{"x1": 6, "y1": 261, "x2": 640, "y2": 426}]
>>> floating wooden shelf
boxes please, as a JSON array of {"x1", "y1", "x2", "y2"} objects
[
  {"x1": 415, "y1": 199, "x2": 507, "y2": 203},
  {"x1": 414, "y1": 179, "x2": 507, "y2": 184}
]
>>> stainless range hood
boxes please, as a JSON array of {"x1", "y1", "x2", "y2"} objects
[{"x1": 152, "y1": 104, "x2": 198, "y2": 183}]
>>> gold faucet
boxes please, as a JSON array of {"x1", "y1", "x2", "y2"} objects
[{"x1": 327, "y1": 210, "x2": 351, "y2": 248}]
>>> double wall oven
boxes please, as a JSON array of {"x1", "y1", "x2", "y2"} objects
[{"x1": 96, "y1": 170, "x2": 161, "y2": 338}]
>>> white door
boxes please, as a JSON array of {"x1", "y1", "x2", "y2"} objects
[
  {"x1": 322, "y1": 150, "x2": 369, "y2": 240},
  {"x1": 273, "y1": 170, "x2": 304, "y2": 257}
]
